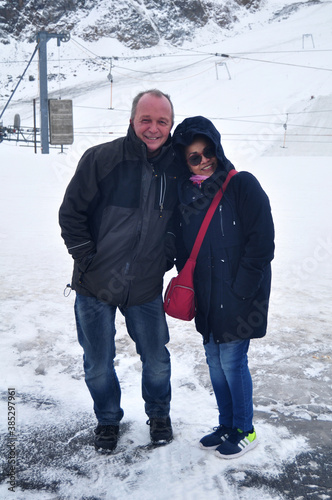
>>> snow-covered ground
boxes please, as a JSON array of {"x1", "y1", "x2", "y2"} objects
[{"x1": 0, "y1": 1, "x2": 331, "y2": 499}]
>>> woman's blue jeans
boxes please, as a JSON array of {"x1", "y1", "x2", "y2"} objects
[
  {"x1": 74, "y1": 293, "x2": 171, "y2": 426},
  {"x1": 204, "y1": 336, "x2": 253, "y2": 432}
]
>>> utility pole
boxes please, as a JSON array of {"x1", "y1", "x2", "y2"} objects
[
  {"x1": 108, "y1": 58, "x2": 114, "y2": 109},
  {"x1": 36, "y1": 31, "x2": 70, "y2": 154}
]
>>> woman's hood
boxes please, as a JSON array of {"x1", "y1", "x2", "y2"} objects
[{"x1": 172, "y1": 116, "x2": 235, "y2": 175}]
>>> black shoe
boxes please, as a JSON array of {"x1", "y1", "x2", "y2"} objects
[
  {"x1": 94, "y1": 424, "x2": 119, "y2": 451},
  {"x1": 147, "y1": 416, "x2": 173, "y2": 445}
]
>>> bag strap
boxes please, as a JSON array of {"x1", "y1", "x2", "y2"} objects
[{"x1": 189, "y1": 169, "x2": 238, "y2": 262}]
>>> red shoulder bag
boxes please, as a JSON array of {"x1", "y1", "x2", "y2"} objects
[{"x1": 163, "y1": 169, "x2": 237, "y2": 321}]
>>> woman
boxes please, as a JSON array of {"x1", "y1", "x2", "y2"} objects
[{"x1": 172, "y1": 116, "x2": 275, "y2": 459}]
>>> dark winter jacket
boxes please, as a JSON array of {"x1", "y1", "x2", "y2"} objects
[
  {"x1": 59, "y1": 125, "x2": 178, "y2": 307},
  {"x1": 172, "y1": 116, "x2": 275, "y2": 344}
]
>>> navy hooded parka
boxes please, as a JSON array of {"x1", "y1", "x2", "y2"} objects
[{"x1": 172, "y1": 116, "x2": 275, "y2": 344}]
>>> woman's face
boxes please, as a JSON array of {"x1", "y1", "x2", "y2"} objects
[{"x1": 185, "y1": 137, "x2": 217, "y2": 177}]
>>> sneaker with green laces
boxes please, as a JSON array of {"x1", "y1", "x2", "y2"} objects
[
  {"x1": 215, "y1": 428, "x2": 258, "y2": 459},
  {"x1": 199, "y1": 425, "x2": 232, "y2": 449}
]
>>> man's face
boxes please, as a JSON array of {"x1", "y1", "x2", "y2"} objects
[{"x1": 130, "y1": 94, "x2": 173, "y2": 157}]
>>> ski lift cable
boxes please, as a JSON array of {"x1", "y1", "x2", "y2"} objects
[
  {"x1": 113, "y1": 56, "x2": 214, "y2": 76},
  {"x1": 69, "y1": 38, "x2": 108, "y2": 60},
  {"x1": 219, "y1": 133, "x2": 332, "y2": 137},
  {"x1": 69, "y1": 37, "x2": 208, "y2": 61},
  {"x1": 214, "y1": 53, "x2": 332, "y2": 72},
  {"x1": 225, "y1": 139, "x2": 332, "y2": 144},
  {"x1": 4, "y1": 48, "x2": 332, "y2": 65},
  {"x1": 3, "y1": 40, "x2": 332, "y2": 71},
  {"x1": 207, "y1": 117, "x2": 332, "y2": 130},
  {"x1": 70, "y1": 105, "x2": 332, "y2": 130},
  {"x1": 169, "y1": 45, "x2": 332, "y2": 72},
  {"x1": 66, "y1": 37, "x2": 332, "y2": 61},
  {"x1": 69, "y1": 130, "x2": 331, "y2": 145},
  {"x1": 112, "y1": 62, "x2": 216, "y2": 82},
  {"x1": 215, "y1": 110, "x2": 332, "y2": 118},
  {"x1": 68, "y1": 37, "x2": 214, "y2": 74},
  {"x1": 173, "y1": 44, "x2": 332, "y2": 55},
  {"x1": 0, "y1": 42, "x2": 40, "y2": 121},
  {"x1": 228, "y1": 49, "x2": 332, "y2": 55}
]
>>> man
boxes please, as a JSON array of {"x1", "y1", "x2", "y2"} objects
[{"x1": 59, "y1": 89, "x2": 178, "y2": 452}]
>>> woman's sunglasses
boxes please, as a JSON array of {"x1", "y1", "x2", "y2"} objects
[{"x1": 187, "y1": 146, "x2": 215, "y2": 167}]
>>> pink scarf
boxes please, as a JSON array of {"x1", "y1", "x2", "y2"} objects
[{"x1": 189, "y1": 174, "x2": 209, "y2": 186}]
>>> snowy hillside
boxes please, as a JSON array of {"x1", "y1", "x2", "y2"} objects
[
  {"x1": 0, "y1": 0, "x2": 261, "y2": 48},
  {"x1": 1, "y1": 0, "x2": 332, "y2": 156},
  {"x1": 0, "y1": 1, "x2": 331, "y2": 499}
]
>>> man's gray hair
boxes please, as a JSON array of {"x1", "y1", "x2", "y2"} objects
[{"x1": 130, "y1": 89, "x2": 174, "y2": 124}]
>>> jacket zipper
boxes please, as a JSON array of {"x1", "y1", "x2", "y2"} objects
[
  {"x1": 219, "y1": 205, "x2": 224, "y2": 236},
  {"x1": 126, "y1": 166, "x2": 163, "y2": 306},
  {"x1": 159, "y1": 172, "x2": 166, "y2": 217},
  {"x1": 219, "y1": 199, "x2": 237, "y2": 236}
]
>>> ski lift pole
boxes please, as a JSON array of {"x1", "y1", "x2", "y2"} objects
[
  {"x1": 281, "y1": 114, "x2": 288, "y2": 148},
  {"x1": 108, "y1": 58, "x2": 113, "y2": 109},
  {"x1": 33, "y1": 98, "x2": 37, "y2": 154},
  {"x1": 38, "y1": 32, "x2": 49, "y2": 154},
  {"x1": 36, "y1": 31, "x2": 70, "y2": 154}
]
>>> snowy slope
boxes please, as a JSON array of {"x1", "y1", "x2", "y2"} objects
[
  {"x1": 0, "y1": 1, "x2": 331, "y2": 499},
  {"x1": 0, "y1": 0, "x2": 263, "y2": 48}
]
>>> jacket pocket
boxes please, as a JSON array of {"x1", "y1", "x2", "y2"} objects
[{"x1": 223, "y1": 280, "x2": 255, "y2": 337}]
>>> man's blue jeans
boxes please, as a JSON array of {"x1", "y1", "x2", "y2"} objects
[
  {"x1": 204, "y1": 336, "x2": 253, "y2": 432},
  {"x1": 74, "y1": 293, "x2": 171, "y2": 425}
]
